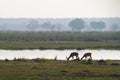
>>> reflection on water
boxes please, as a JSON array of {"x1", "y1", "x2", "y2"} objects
[{"x1": 0, "y1": 49, "x2": 120, "y2": 60}]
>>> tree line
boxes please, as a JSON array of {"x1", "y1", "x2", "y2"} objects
[
  {"x1": 0, "y1": 18, "x2": 120, "y2": 31},
  {"x1": 27, "y1": 18, "x2": 120, "y2": 31},
  {"x1": 0, "y1": 31, "x2": 119, "y2": 42}
]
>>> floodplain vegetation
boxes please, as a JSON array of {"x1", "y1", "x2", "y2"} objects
[
  {"x1": 0, "y1": 59, "x2": 120, "y2": 80},
  {"x1": 0, "y1": 31, "x2": 120, "y2": 50}
]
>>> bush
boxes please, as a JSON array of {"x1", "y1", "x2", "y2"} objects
[
  {"x1": 4, "y1": 58, "x2": 9, "y2": 61},
  {"x1": 81, "y1": 59, "x2": 92, "y2": 64},
  {"x1": 13, "y1": 57, "x2": 17, "y2": 61},
  {"x1": 32, "y1": 66, "x2": 39, "y2": 70},
  {"x1": 33, "y1": 58, "x2": 47, "y2": 62},
  {"x1": 15, "y1": 58, "x2": 27, "y2": 62},
  {"x1": 110, "y1": 74, "x2": 120, "y2": 77},
  {"x1": 110, "y1": 63, "x2": 119, "y2": 66},
  {"x1": 97, "y1": 59, "x2": 107, "y2": 65}
]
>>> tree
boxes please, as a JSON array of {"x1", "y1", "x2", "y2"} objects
[
  {"x1": 110, "y1": 23, "x2": 120, "y2": 31},
  {"x1": 41, "y1": 22, "x2": 53, "y2": 31},
  {"x1": 27, "y1": 20, "x2": 39, "y2": 31},
  {"x1": 90, "y1": 21, "x2": 105, "y2": 31},
  {"x1": 41, "y1": 22, "x2": 52, "y2": 30},
  {"x1": 54, "y1": 23, "x2": 63, "y2": 31},
  {"x1": 69, "y1": 18, "x2": 85, "y2": 31}
]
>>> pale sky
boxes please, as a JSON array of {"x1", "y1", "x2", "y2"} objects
[{"x1": 0, "y1": 0, "x2": 120, "y2": 18}]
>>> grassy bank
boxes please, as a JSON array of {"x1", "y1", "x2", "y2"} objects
[
  {"x1": 0, "y1": 41, "x2": 120, "y2": 50},
  {"x1": 0, "y1": 59, "x2": 120, "y2": 80}
]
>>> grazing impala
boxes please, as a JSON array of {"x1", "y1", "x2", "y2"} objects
[
  {"x1": 67, "y1": 52, "x2": 79, "y2": 61},
  {"x1": 81, "y1": 52, "x2": 92, "y2": 60}
]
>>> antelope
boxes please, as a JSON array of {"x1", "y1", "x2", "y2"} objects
[
  {"x1": 67, "y1": 52, "x2": 79, "y2": 61},
  {"x1": 81, "y1": 52, "x2": 92, "y2": 60}
]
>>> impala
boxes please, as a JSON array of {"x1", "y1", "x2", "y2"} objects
[
  {"x1": 67, "y1": 52, "x2": 79, "y2": 61},
  {"x1": 81, "y1": 52, "x2": 92, "y2": 60}
]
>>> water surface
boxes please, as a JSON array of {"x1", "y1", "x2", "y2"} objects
[{"x1": 0, "y1": 49, "x2": 120, "y2": 60}]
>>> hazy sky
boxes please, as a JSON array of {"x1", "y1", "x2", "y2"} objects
[{"x1": 0, "y1": 0, "x2": 120, "y2": 18}]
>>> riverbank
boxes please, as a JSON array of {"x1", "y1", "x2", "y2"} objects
[
  {"x1": 0, "y1": 59, "x2": 120, "y2": 80},
  {"x1": 0, "y1": 41, "x2": 120, "y2": 50}
]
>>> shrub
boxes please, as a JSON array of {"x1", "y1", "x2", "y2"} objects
[
  {"x1": 110, "y1": 63, "x2": 119, "y2": 66},
  {"x1": 4, "y1": 58, "x2": 9, "y2": 61},
  {"x1": 97, "y1": 59, "x2": 107, "y2": 65},
  {"x1": 110, "y1": 74, "x2": 120, "y2": 77},
  {"x1": 16, "y1": 58, "x2": 27, "y2": 62},
  {"x1": 33, "y1": 58, "x2": 46, "y2": 62},
  {"x1": 32, "y1": 66, "x2": 39, "y2": 70},
  {"x1": 81, "y1": 59, "x2": 92, "y2": 64},
  {"x1": 13, "y1": 57, "x2": 17, "y2": 61}
]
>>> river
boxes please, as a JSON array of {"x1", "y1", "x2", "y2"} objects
[{"x1": 0, "y1": 49, "x2": 120, "y2": 60}]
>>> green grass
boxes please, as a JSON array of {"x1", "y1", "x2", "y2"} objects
[
  {"x1": 0, "y1": 41, "x2": 120, "y2": 50},
  {"x1": 0, "y1": 59, "x2": 120, "y2": 80}
]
